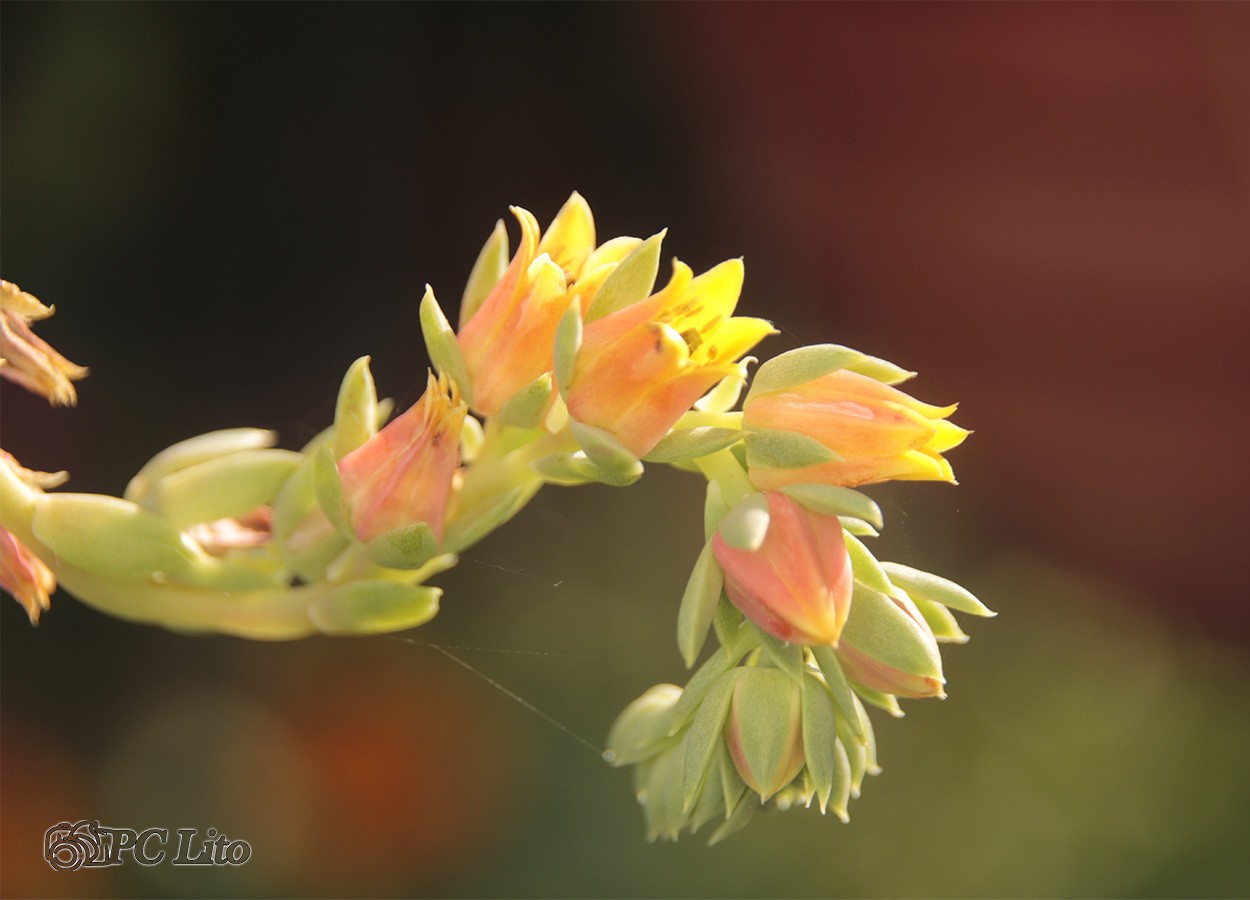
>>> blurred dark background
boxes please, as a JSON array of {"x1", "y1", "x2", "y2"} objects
[{"x1": 3, "y1": 3, "x2": 1248, "y2": 897}]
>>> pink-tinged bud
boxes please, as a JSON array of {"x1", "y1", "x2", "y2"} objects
[
  {"x1": 1, "y1": 527, "x2": 55, "y2": 625},
  {"x1": 185, "y1": 506, "x2": 273, "y2": 556},
  {"x1": 744, "y1": 369, "x2": 968, "y2": 490},
  {"x1": 567, "y1": 259, "x2": 775, "y2": 457},
  {"x1": 0, "y1": 280, "x2": 88, "y2": 406},
  {"x1": 723, "y1": 667, "x2": 806, "y2": 801},
  {"x1": 336, "y1": 373, "x2": 466, "y2": 543},
  {"x1": 457, "y1": 195, "x2": 638, "y2": 416},
  {"x1": 712, "y1": 492, "x2": 852, "y2": 646},
  {"x1": 836, "y1": 586, "x2": 946, "y2": 699}
]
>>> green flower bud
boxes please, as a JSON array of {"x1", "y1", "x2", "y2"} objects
[{"x1": 724, "y1": 667, "x2": 805, "y2": 801}]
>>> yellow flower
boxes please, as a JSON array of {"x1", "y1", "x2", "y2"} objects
[
  {"x1": 565, "y1": 259, "x2": 775, "y2": 457},
  {"x1": 336, "y1": 373, "x2": 466, "y2": 543},
  {"x1": 744, "y1": 368, "x2": 968, "y2": 489},
  {"x1": 456, "y1": 194, "x2": 639, "y2": 415},
  {"x1": 0, "y1": 280, "x2": 88, "y2": 406}
]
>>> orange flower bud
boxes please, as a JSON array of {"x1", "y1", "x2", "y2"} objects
[
  {"x1": 336, "y1": 373, "x2": 465, "y2": 543},
  {"x1": 567, "y1": 260, "x2": 774, "y2": 457},
  {"x1": 744, "y1": 368, "x2": 968, "y2": 490},
  {"x1": 712, "y1": 492, "x2": 852, "y2": 646}
]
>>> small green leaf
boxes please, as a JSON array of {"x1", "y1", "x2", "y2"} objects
[
  {"x1": 839, "y1": 517, "x2": 879, "y2": 537},
  {"x1": 441, "y1": 485, "x2": 534, "y2": 554},
  {"x1": 570, "y1": 421, "x2": 643, "y2": 486},
  {"x1": 745, "y1": 344, "x2": 914, "y2": 404},
  {"x1": 309, "y1": 580, "x2": 441, "y2": 635},
  {"x1": 32, "y1": 493, "x2": 196, "y2": 578},
  {"x1": 800, "y1": 672, "x2": 838, "y2": 814},
  {"x1": 682, "y1": 669, "x2": 742, "y2": 812},
  {"x1": 669, "y1": 648, "x2": 735, "y2": 735},
  {"x1": 713, "y1": 595, "x2": 745, "y2": 649},
  {"x1": 530, "y1": 451, "x2": 597, "y2": 486},
  {"x1": 585, "y1": 229, "x2": 665, "y2": 322},
  {"x1": 717, "y1": 492, "x2": 770, "y2": 551},
  {"x1": 848, "y1": 679, "x2": 904, "y2": 717},
  {"x1": 333, "y1": 356, "x2": 379, "y2": 459},
  {"x1": 311, "y1": 446, "x2": 350, "y2": 536},
  {"x1": 419, "y1": 285, "x2": 474, "y2": 406},
  {"x1": 703, "y1": 480, "x2": 730, "y2": 541},
  {"x1": 495, "y1": 373, "x2": 554, "y2": 429},
  {"x1": 155, "y1": 449, "x2": 302, "y2": 530},
  {"x1": 125, "y1": 428, "x2": 277, "y2": 505},
  {"x1": 810, "y1": 645, "x2": 865, "y2": 742},
  {"x1": 915, "y1": 597, "x2": 970, "y2": 643},
  {"x1": 459, "y1": 219, "x2": 509, "y2": 328},
  {"x1": 677, "y1": 541, "x2": 724, "y2": 669},
  {"x1": 644, "y1": 427, "x2": 744, "y2": 464},
  {"x1": 779, "y1": 483, "x2": 883, "y2": 529},
  {"x1": 744, "y1": 430, "x2": 839, "y2": 469},
  {"x1": 694, "y1": 368, "x2": 748, "y2": 414},
  {"x1": 750, "y1": 624, "x2": 804, "y2": 677},
  {"x1": 363, "y1": 521, "x2": 439, "y2": 570},
  {"x1": 828, "y1": 739, "x2": 852, "y2": 822},
  {"x1": 881, "y1": 561, "x2": 995, "y2": 617},
  {"x1": 844, "y1": 531, "x2": 894, "y2": 595},
  {"x1": 554, "y1": 303, "x2": 583, "y2": 397},
  {"x1": 708, "y1": 787, "x2": 758, "y2": 846}
]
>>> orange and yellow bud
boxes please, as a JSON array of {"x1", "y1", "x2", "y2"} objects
[
  {"x1": 336, "y1": 373, "x2": 466, "y2": 543},
  {"x1": 0, "y1": 280, "x2": 88, "y2": 406},
  {"x1": 744, "y1": 369, "x2": 968, "y2": 490},
  {"x1": 566, "y1": 260, "x2": 775, "y2": 457},
  {"x1": 712, "y1": 492, "x2": 852, "y2": 646},
  {"x1": 457, "y1": 194, "x2": 640, "y2": 415}
]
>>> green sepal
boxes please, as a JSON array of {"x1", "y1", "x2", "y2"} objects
[
  {"x1": 311, "y1": 446, "x2": 351, "y2": 536},
  {"x1": 708, "y1": 790, "x2": 757, "y2": 846},
  {"x1": 531, "y1": 451, "x2": 596, "y2": 486},
  {"x1": 333, "y1": 356, "x2": 379, "y2": 459},
  {"x1": 682, "y1": 669, "x2": 742, "y2": 813},
  {"x1": 717, "y1": 492, "x2": 770, "y2": 551},
  {"x1": 154, "y1": 449, "x2": 302, "y2": 530},
  {"x1": 459, "y1": 218, "x2": 509, "y2": 328},
  {"x1": 644, "y1": 427, "x2": 743, "y2": 464},
  {"x1": 839, "y1": 517, "x2": 879, "y2": 537},
  {"x1": 810, "y1": 645, "x2": 866, "y2": 742},
  {"x1": 363, "y1": 521, "x2": 439, "y2": 570},
  {"x1": 744, "y1": 429, "x2": 840, "y2": 469},
  {"x1": 308, "y1": 580, "x2": 441, "y2": 636},
  {"x1": 835, "y1": 697, "x2": 868, "y2": 797},
  {"x1": 441, "y1": 485, "x2": 533, "y2": 555},
  {"x1": 843, "y1": 582, "x2": 943, "y2": 682},
  {"x1": 800, "y1": 671, "x2": 839, "y2": 814},
  {"x1": 844, "y1": 530, "x2": 894, "y2": 595},
  {"x1": 687, "y1": 742, "x2": 729, "y2": 834},
  {"x1": 125, "y1": 428, "x2": 277, "y2": 506},
  {"x1": 881, "y1": 561, "x2": 995, "y2": 617},
  {"x1": 494, "y1": 373, "x2": 554, "y2": 429},
  {"x1": 553, "y1": 302, "x2": 583, "y2": 397},
  {"x1": 677, "y1": 541, "x2": 724, "y2": 669},
  {"x1": 779, "y1": 483, "x2": 883, "y2": 529},
  {"x1": 712, "y1": 595, "x2": 744, "y2": 648},
  {"x1": 849, "y1": 679, "x2": 904, "y2": 717},
  {"x1": 605, "y1": 684, "x2": 684, "y2": 767},
  {"x1": 669, "y1": 647, "x2": 737, "y2": 736},
  {"x1": 745, "y1": 343, "x2": 914, "y2": 404},
  {"x1": 916, "y1": 597, "x2": 970, "y2": 643},
  {"x1": 703, "y1": 481, "x2": 730, "y2": 541},
  {"x1": 749, "y1": 623, "x2": 804, "y2": 677},
  {"x1": 31, "y1": 493, "x2": 197, "y2": 579},
  {"x1": 828, "y1": 739, "x2": 853, "y2": 822},
  {"x1": 718, "y1": 741, "x2": 748, "y2": 823},
  {"x1": 570, "y1": 421, "x2": 644, "y2": 485},
  {"x1": 585, "y1": 229, "x2": 665, "y2": 322},
  {"x1": 419, "y1": 285, "x2": 474, "y2": 406}
]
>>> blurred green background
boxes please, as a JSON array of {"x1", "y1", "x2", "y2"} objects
[{"x1": 3, "y1": 4, "x2": 1249, "y2": 897}]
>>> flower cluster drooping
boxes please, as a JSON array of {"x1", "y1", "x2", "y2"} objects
[{"x1": 0, "y1": 195, "x2": 990, "y2": 842}]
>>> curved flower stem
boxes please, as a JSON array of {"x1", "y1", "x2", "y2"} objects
[{"x1": 695, "y1": 447, "x2": 755, "y2": 508}]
